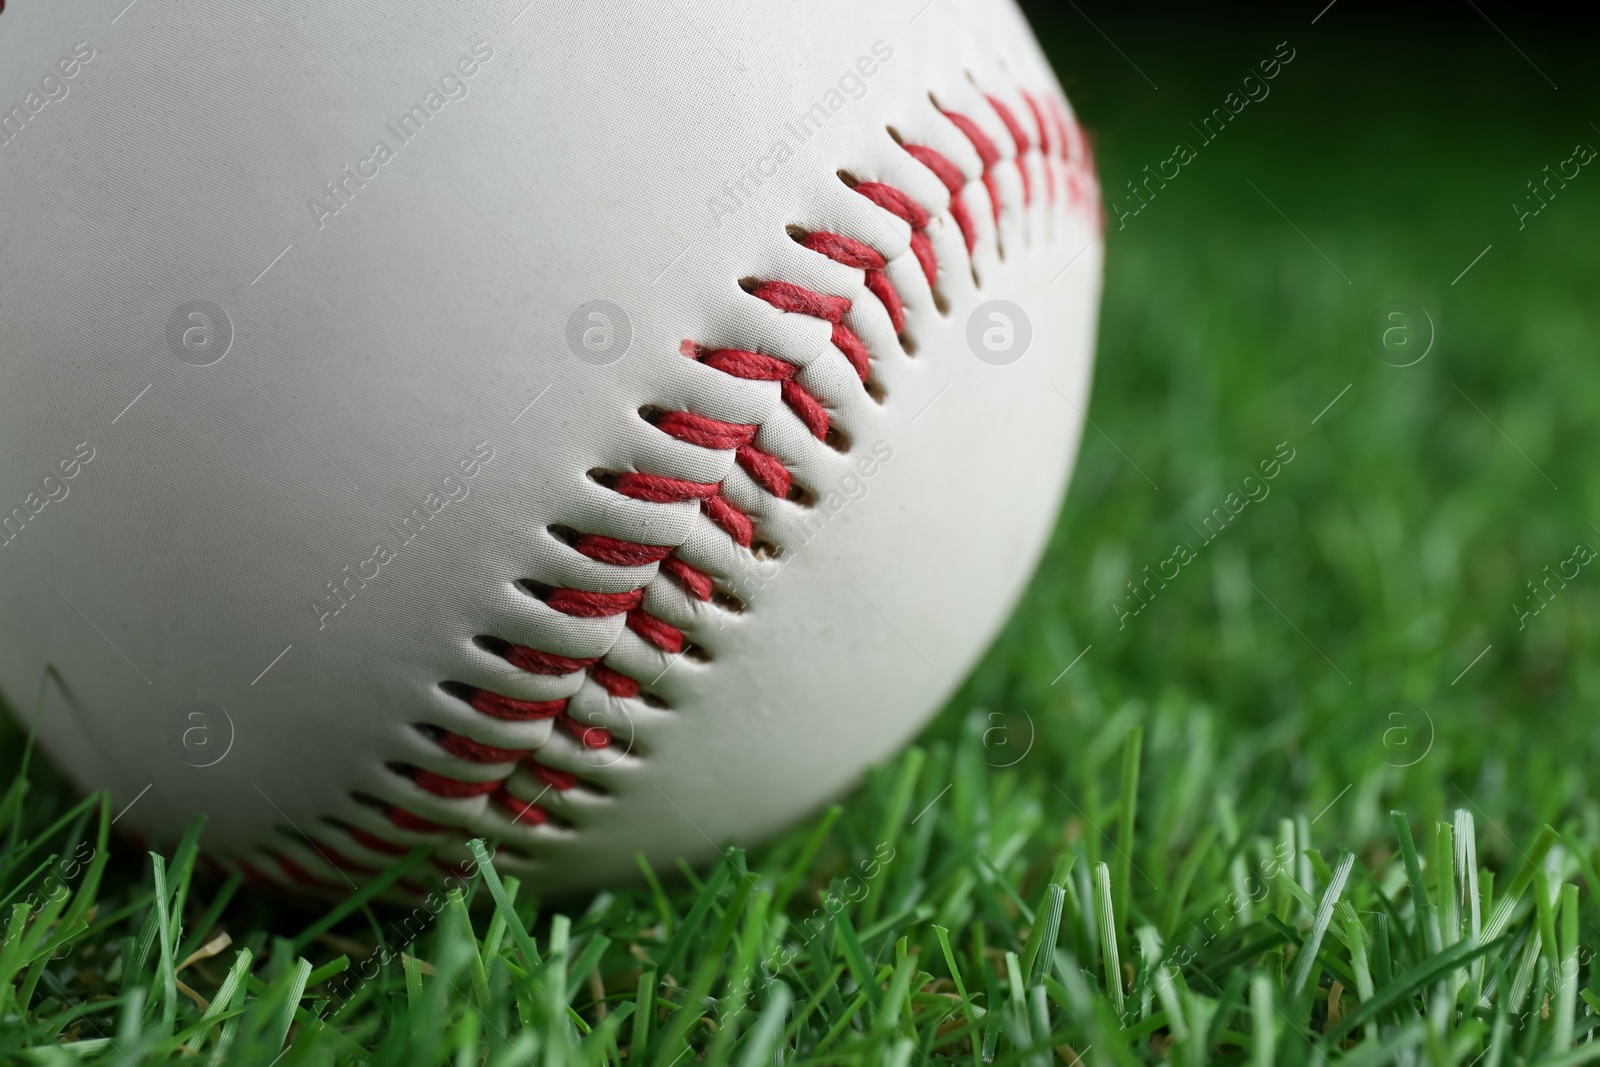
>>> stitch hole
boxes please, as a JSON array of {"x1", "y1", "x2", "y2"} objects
[
  {"x1": 751, "y1": 538, "x2": 783, "y2": 561},
  {"x1": 738, "y1": 276, "x2": 762, "y2": 294},
  {"x1": 638, "y1": 405, "x2": 670, "y2": 426},
  {"x1": 683, "y1": 642, "x2": 712, "y2": 664},
  {"x1": 587, "y1": 468, "x2": 620, "y2": 490},
  {"x1": 349, "y1": 791, "x2": 392, "y2": 815},
  {"x1": 637, "y1": 689, "x2": 670, "y2": 709},
  {"x1": 899, "y1": 333, "x2": 919, "y2": 355},
  {"x1": 785, "y1": 223, "x2": 810, "y2": 242},
  {"x1": 824, "y1": 425, "x2": 852, "y2": 453},
  {"x1": 516, "y1": 579, "x2": 556, "y2": 603},
  {"x1": 886, "y1": 125, "x2": 905, "y2": 146},
  {"x1": 712, "y1": 586, "x2": 747, "y2": 615},
  {"x1": 472, "y1": 634, "x2": 513, "y2": 659},
  {"x1": 836, "y1": 169, "x2": 862, "y2": 189},
  {"x1": 864, "y1": 378, "x2": 888, "y2": 405},
  {"x1": 547, "y1": 524, "x2": 583, "y2": 547},
  {"x1": 439, "y1": 680, "x2": 476, "y2": 703},
  {"x1": 786, "y1": 482, "x2": 817, "y2": 508}
]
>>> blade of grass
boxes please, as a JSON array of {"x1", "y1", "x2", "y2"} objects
[
  {"x1": 1114, "y1": 727, "x2": 1142, "y2": 933},
  {"x1": 1288, "y1": 849, "x2": 1353, "y2": 998}
]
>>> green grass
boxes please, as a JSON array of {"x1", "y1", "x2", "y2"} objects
[{"x1": 6, "y1": 17, "x2": 1600, "y2": 1066}]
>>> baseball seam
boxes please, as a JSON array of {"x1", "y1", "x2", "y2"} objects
[{"x1": 249, "y1": 82, "x2": 1098, "y2": 891}]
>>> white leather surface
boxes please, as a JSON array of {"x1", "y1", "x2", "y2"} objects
[{"x1": 0, "y1": 0, "x2": 1100, "y2": 892}]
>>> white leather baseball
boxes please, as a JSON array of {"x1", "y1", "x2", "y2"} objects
[{"x1": 0, "y1": 0, "x2": 1100, "y2": 892}]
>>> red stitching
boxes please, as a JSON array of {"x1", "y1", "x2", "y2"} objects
[
  {"x1": 357, "y1": 81, "x2": 1097, "y2": 859},
  {"x1": 387, "y1": 805, "x2": 449, "y2": 833},
  {"x1": 1022, "y1": 92, "x2": 1055, "y2": 208},
  {"x1": 557, "y1": 714, "x2": 613, "y2": 749},
  {"x1": 940, "y1": 110, "x2": 1003, "y2": 224},
  {"x1": 505, "y1": 645, "x2": 594, "y2": 675},
  {"x1": 661, "y1": 554, "x2": 717, "y2": 601},
  {"x1": 627, "y1": 606, "x2": 685, "y2": 653},
  {"x1": 496, "y1": 789, "x2": 550, "y2": 825},
  {"x1": 575, "y1": 533, "x2": 674, "y2": 566},
  {"x1": 468, "y1": 689, "x2": 566, "y2": 721},
  {"x1": 437, "y1": 731, "x2": 527, "y2": 764},
  {"x1": 614, "y1": 471, "x2": 720, "y2": 504},
  {"x1": 590, "y1": 661, "x2": 642, "y2": 697},
  {"x1": 903, "y1": 143, "x2": 977, "y2": 253},
  {"x1": 655, "y1": 410, "x2": 758, "y2": 451},
  {"x1": 735, "y1": 444, "x2": 792, "y2": 499},
  {"x1": 547, "y1": 587, "x2": 644, "y2": 618},
  {"x1": 780, "y1": 379, "x2": 831, "y2": 440},
  {"x1": 529, "y1": 761, "x2": 579, "y2": 791},
  {"x1": 413, "y1": 769, "x2": 501, "y2": 798},
  {"x1": 985, "y1": 95, "x2": 1032, "y2": 206},
  {"x1": 752, "y1": 279, "x2": 850, "y2": 321}
]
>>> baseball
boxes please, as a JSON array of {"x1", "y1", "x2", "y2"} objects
[{"x1": 0, "y1": 0, "x2": 1100, "y2": 893}]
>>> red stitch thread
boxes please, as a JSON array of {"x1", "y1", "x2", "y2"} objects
[
  {"x1": 469, "y1": 689, "x2": 567, "y2": 721},
  {"x1": 800, "y1": 231, "x2": 885, "y2": 270},
  {"x1": 735, "y1": 444, "x2": 792, "y2": 499},
  {"x1": 780, "y1": 380, "x2": 830, "y2": 439},
  {"x1": 401, "y1": 80, "x2": 1085, "y2": 861},
  {"x1": 557, "y1": 714, "x2": 613, "y2": 749},
  {"x1": 985, "y1": 95, "x2": 1032, "y2": 206},
  {"x1": 800, "y1": 230, "x2": 907, "y2": 341},
  {"x1": 547, "y1": 587, "x2": 645, "y2": 618},
  {"x1": 849, "y1": 182, "x2": 938, "y2": 289},
  {"x1": 575, "y1": 533, "x2": 674, "y2": 566},
  {"x1": 830, "y1": 322, "x2": 873, "y2": 381},
  {"x1": 627, "y1": 606, "x2": 685, "y2": 653},
  {"x1": 694, "y1": 344, "x2": 833, "y2": 438},
  {"x1": 698, "y1": 346, "x2": 794, "y2": 380},
  {"x1": 902, "y1": 143, "x2": 977, "y2": 253},
  {"x1": 702, "y1": 492, "x2": 753, "y2": 546},
  {"x1": 495, "y1": 789, "x2": 550, "y2": 825},
  {"x1": 615, "y1": 471, "x2": 721, "y2": 504},
  {"x1": 863, "y1": 270, "x2": 907, "y2": 334},
  {"x1": 437, "y1": 731, "x2": 527, "y2": 764},
  {"x1": 591, "y1": 662, "x2": 641, "y2": 697},
  {"x1": 387, "y1": 805, "x2": 450, "y2": 833},
  {"x1": 853, "y1": 182, "x2": 931, "y2": 229},
  {"x1": 413, "y1": 769, "x2": 503, "y2": 798},
  {"x1": 1022, "y1": 92, "x2": 1056, "y2": 207},
  {"x1": 656, "y1": 409, "x2": 759, "y2": 451},
  {"x1": 661, "y1": 554, "x2": 716, "y2": 601},
  {"x1": 506, "y1": 645, "x2": 595, "y2": 676},
  {"x1": 753, "y1": 280, "x2": 850, "y2": 322},
  {"x1": 942, "y1": 110, "x2": 1002, "y2": 223},
  {"x1": 528, "y1": 762, "x2": 579, "y2": 791}
]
